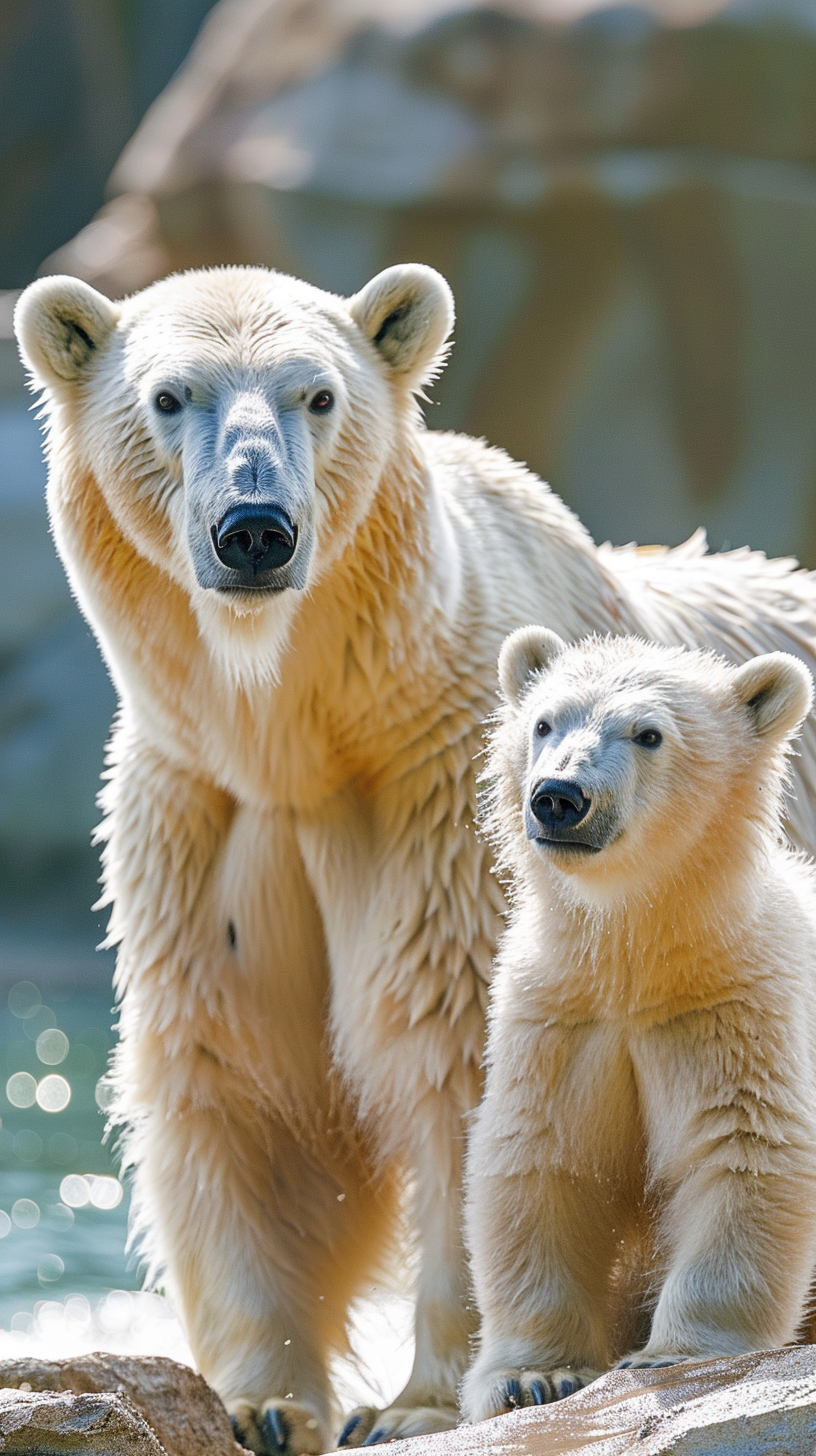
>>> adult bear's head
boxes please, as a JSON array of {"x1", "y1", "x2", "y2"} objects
[{"x1": 14, "y1": 264, "x2": 453, "y2": 682}]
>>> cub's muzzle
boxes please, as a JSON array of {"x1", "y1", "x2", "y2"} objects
[
  {"x1": 526, "y1": 776, "x2": 610, "y2": 855},
  {"x1": 212, "y1": 503, "x2": 297, "y2": 582},
  {"x1": 530, "y1": 778, "x2": 591, "y2": 833}
]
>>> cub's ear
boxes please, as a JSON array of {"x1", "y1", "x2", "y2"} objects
[
  {"x1": 14, "y1": 276, "x2": 119, "y2": 388},
  {"x1": 498, "y1": 626, "x2": 567, "y2": 705},
  {"x1": 733, "y1": 652, "x2": 813, "y2": 742},
  {"x1": 349, "y1": 264, "x2": 454, "y2": 388}
]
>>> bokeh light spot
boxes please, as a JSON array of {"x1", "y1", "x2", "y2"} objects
[
  {"x1": 8, "y1": 982, "x2": 41, "y2": 1019},
  {"x1": 37, "y1": 1254, "x2": 65, "y2": 1284},
  {"x1": 0, "y1": 1211, "x2": 10, "y2": 1238},
  {"x1": 88, "y1": 1176, "x2": 123, "y2": 1210},
  {"x1": 36, "y1": 1028, "x2": 69, "y2": 1065},
  {"x1": 14, "y1": 1129, "x2": 42, "y2": 1162},
  {"x1": 94, "y1": 1078, "x2": 116, "y2": 1112},
  {"x1": 48, "y1": 1132, "x2": 78, "y2": 1165},
  {"x1": 59, "y1": 1175, "x2": 90, "y2": 1208},
  {"x1": 6, "y1": 1072, "x2": 36, "y2": 1109},
  {"x1": 99, "y1": 1289, "x2": 132, "y2": 1332},
  {"x1": 36, "y1": 1075, "x2": 71, "y2": 1113},
  {"x1": 64, "y1": 1294, "x2": 91, "y2": 1327},
  {"x1": 46, "y1": 1201, "x2": 74, "y2": 1230},
  {"x1": 11, "y1": 1199, "x2": 40, "y2": 1229},
  {"x1": 23, "y1": 1005, "x2": 57, "y2": 1041}
]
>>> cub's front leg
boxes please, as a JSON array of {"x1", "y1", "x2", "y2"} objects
[
  {"x1": 104, "y1": 738, "x2": 393, "y2": 1455},
  {"x1": 461, "y1": 1019, "x2": 635, "y2": 1422},
  {"x1": 624, "y1": 1007, "x2": 816, "y2": 1366}
]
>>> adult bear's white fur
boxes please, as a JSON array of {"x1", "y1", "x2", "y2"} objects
[
  {"x1": 462, "y1": 632, "x2": 816, "y2": 1421},
  {"x1": 13, "y1": 263, "x2": 816, "y2": 1453}
]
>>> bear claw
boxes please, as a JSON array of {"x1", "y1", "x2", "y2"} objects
[
  {"x1": 337, "y1": 1404, "x2": 458, "y2": 1446},
  {"x1": 228, "y1": 1399, "x2": 324, "y2": 1456},
  {"x1": 338, "y1": 1414, "x2": 362, "y2": 1446},
  {"x1": 474, "y1": 1367, "x2": 600, "y2": 1420},
  {"x1": 261, "y1": 1408, "x2": 290, "y2": 1451}
]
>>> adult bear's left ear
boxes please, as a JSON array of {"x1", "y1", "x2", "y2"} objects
[
  {"x1": 14, "y1": 276, "x2": 119, "y2": 390},
  {"x1": 349, "y1": 264, "x2": 454, "y2": 389},
  {"x1": 733, "y1": 651, "x2": 814, "y2": 742}
]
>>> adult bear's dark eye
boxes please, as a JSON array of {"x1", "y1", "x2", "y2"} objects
[
  {"x1": 155, "y1": 391, "x2": 182, "y2": 414},
  {"x1": 309, "y1": 390, "x2": 334, "y2": 414},
  {"x1": 535, "y1": 719, "x2": 551, "y2": 738},
  {"x1": 635, "y1": 728, "x2": 662, "y2": 748}
]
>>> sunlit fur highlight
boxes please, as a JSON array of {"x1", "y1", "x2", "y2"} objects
[{"x1": 463, "y1": 635, "x2": 816, "y2": 1422}]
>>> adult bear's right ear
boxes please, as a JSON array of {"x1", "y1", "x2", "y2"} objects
[
  {"x1": 14, "y1": 276, "x2": 119, "y2": 389},
  {"x1": 349, "y1": 264, "x2": 454, "y2": 389},
  {"x1": 498, "y1": 626, "x2": 567, "y2": 704}
]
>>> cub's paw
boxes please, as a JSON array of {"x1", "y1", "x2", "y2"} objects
[
  {"x1": 337, "y1": 1403, "x2": 458, "y2": 1446},
  {"x1": 229, "y1": 1399, "x2": 326, "y2": 1455},
  {"x1": 467, "y1": 1368, "x2": 600, "y2": 1422},
  {"x1": 615, "y1": 1353, "x2": 689, "y2": 1371}
]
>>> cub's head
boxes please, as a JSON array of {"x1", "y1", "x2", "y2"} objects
[
  {"x1": 489, "y1": 628, "x2": 813, "y2": 905},
  {"x1": 14, "y1": 264, "x2": 453, "y2": 682}
]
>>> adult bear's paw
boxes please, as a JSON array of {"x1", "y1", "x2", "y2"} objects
[
  {"x1": 337, "y1": 1402, "x2": 458, "y2": 1445},
  {"x1": 465, "y1": 1367, "x2": 600, "y2": 1422},
  {"x1": 229, "y1": 1399, "x2": 326, "y2": 1455}
]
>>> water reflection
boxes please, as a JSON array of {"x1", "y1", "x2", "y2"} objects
[{"x1": 0, "y1": 980, "x2": 136, "y2": 1327}]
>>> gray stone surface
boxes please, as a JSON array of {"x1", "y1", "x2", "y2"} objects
[
  {"x1": 377, "y1": 1347, "x2": 816, "y2": 1455},
  {"x1": 0, "y1": 1352, "x2": 249, "y2": 1455},
  {"x1": 0, "y1": 1386, "x2": 165, "y2": 1453},
  {"x1": 1, "y1": 1347, "x2": 816, "y2": 1452}
]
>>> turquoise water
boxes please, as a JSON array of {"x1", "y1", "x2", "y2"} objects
[{"x1": 0, "y1": 980, "x2": 137, "y2": 1328}]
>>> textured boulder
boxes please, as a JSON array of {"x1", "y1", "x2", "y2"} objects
[
  {"x1": 369, "y1": 1348, "x2": 816, "y2": 1455},
  {"x1": 1, "y1": 1347, "x2": 816, "y2": 1452},
  {"x1": 0, "y1": 1353, "x2": 249, "y2": 1455},
  {"x1": 0, "y1": 1387, "x2": 164, "y2": 1453}
]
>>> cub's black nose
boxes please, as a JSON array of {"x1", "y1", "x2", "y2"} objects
[
  {"x1": 530, "y1": 778, "x2": 591, "y2": 832},
  {"x1": 213, "y1": 504, "x2": 297, "y2": 576}
]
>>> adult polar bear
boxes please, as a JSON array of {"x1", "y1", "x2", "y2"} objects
[{"x1": 15, "y1": 264, "x2": 816, "y2": 1454}]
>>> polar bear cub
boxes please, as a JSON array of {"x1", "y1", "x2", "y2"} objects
[{"x1": 462, "y1": 629, "x2": 816, "y2": 1421}]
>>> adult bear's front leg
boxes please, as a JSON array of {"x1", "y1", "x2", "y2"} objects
[
  {"x1": 104, "y1": 741, "x2": 395, "y2": 1454},
  {"x1": 297, "y1": 772, "x2": 501, "y2": 1444},
  {"x1": 336, "y1": 1091, "x2": 475, "y2": 1446}
]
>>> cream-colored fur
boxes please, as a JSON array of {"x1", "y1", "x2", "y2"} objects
[
  {"x1": 13, "y1": 263, "x2": 816, "y2": 1453},
  {"x1": 462, "y1": 631, "x2": 816, "y2": 1422}
]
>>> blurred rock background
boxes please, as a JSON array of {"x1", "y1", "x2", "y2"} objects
[
  {"x1": 0, "y1": 0, "x2": 214, "y2": 966},
  {"x1": 6, "y1": 0, "x2": 816, "y2": 965}
]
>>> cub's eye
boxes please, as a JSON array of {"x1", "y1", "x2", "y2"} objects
[
  {"x1": 635, "y1": 728, "x2": 662, "y2": 748},
  {"x1": 309, "y1": 389, "x2": 334, "y2": 414},
  {"x1": 155, "y1": 391, "x2": 182, "y2": 414},
  {"x1": 535, "y1": 720, "x2": 551, "y2": 738}
]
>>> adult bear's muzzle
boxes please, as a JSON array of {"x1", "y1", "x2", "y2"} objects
[{"x1": 212, "y1": 502, "x2": 298, "y2": 580}]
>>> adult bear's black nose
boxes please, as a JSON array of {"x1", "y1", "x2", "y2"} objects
[
  {"x1": 530, "y1": 778, "x2": 591, "y2": 833},
  {"x1": 212, "y1": 503, "x2": 297, "y2": 577}
]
